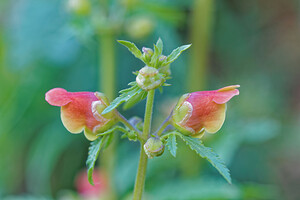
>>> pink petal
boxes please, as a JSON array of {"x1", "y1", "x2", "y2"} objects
[
  {"x1": 212, "y1": 85, "x2": 240, "y2": 104},
  {"x1": 45, "y1": 88, "x2": 71, "y2": 106}
]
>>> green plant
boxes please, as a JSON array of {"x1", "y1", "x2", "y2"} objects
[{"x1": 45, "y1": 39, "x2": 239, "y2": 200}]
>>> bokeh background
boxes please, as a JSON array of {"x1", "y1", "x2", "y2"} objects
[{"x1": 0, "y1": 0, "x2": 300, "y2": 199}]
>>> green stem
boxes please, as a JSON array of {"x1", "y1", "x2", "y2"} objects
[
  {"x1": 155, "y1": 112, "x2": 172, "y2": 137},
  {"x1": 117, "y1": 112, "x2": 142, "y2": 134},
  {"x1": 99, "y1": 33, "x2": 116, "y2": 100},
  {"x1": 133, "y1": 89, "x2": 155, "y2": 200}
]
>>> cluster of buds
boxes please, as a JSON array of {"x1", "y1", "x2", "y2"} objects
[{"x1": 136, "y1": 47, "x2": 171, "y2": 91}]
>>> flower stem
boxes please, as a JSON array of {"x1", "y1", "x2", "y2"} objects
[
  {"x1": 155, "y1": 112, "x2": 172, "y2": 137},
  {"x1": 133, "y1": 89, "x2": 155, "y2": 200}
]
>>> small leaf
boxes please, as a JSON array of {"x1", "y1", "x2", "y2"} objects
[
  {"x1": 102, "y1": 82, "x2": 145, "y2": 114},
  {"x1": 118, "y1": 40, "x2": 143, "y2": 60},
  {"x1": 156, "y1": 38, "x2": 163, "y2": 55},
  {"x1": 166, "y1": 133, "x2": 177, "y2": 157},
  {"x1": 123, "y1": 90, "x2": 148, "y2": 110},
  {"x1": 165, "y1": 44, "x2": 191, "y2": 65},
  {"x1": 86, "y1": 135, "x2": 108, "y2": 185},
  {"x1": 177, "y1": 134, "x2": 231, "y2": 184},
  {"x1": 150, "y1": 44, "x2": 160, "y2": 67}
]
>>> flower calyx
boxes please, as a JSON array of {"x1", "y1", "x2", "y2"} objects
[{"x1": 136, "y1": 66, "x2": 164, "y2": 91}]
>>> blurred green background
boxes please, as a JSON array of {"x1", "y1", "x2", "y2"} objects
[{"x1": 0, "y1": 0, "x2": 299, "y2": 199}]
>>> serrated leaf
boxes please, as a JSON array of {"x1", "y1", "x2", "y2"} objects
[
  {"x1": 166, "y1": 133, "x2": 177, "y2": 157},
  {"x1": 178, "y1": 134, "x2": 231, "y2": 184},
  {"x1": 118, "y1": 40, "x2": 143, "y2": 60},
  {"x1": 123, "y1": 90, "x2": 148, "y2": 110},
  {"x1": 102, "y1": 82, "x2": 144, "y2": 114},
  {"x1": 86, "y1": 135, "x2": 108, "y2": 185},
  {"x1": 165, "y1": 44, "x2": 191, "y2": 65}
]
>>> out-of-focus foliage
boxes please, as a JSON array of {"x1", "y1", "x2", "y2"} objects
[{"x1": 1, "y1": 0, "x2": 300, "y2": 199}]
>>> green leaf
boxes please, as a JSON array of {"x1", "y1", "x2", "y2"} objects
[
  {"x1": 123, "y1": 90, "x2": 148, "y2": 110},
  {"x1": 150, "y1": 44, "x2": 161, "y2": 67},
  {"x1": 165, "y1": 44, "x2": 191, "y2": 65},
  {"x1": 118, "y1": 40, "x2": 143, "y2": 60},
  {"x1": 166, "y1": 133, "x2": 177, "y2": 157},
  {"x1": 178, "y1": 134, "x2": 231, "y2": 184},
  {"x1": 156, "y1": 38, "x2": 163, "y2": 55},
  {"x1": 102, "y1": 82, "x2": 145, "y2": 114},
  {"x1": 86, "y1": 135, "x2": 108, "y2": 185}
]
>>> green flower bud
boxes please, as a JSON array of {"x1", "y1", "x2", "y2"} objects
[
  {"x1": 136, "y1": 66, "x2": 164, "y2": 91},
  {"x1": 142, "y1": 47, "x2": 154, "y2": 62},
  {"x1": 144, "y1": 137, "x2": 165, "y2": 158},
  {"x1": 67, "y1": 0, "x2": 91, "y2": 16}
]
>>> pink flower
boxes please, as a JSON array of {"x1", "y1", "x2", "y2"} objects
[
  {"x1": 75, "y1": 169, "x2": 108, "y2": 199},
  {"x1": 45, "y1": 88, "x2": 117, "y2": 141},
  {"x1": 172, "y1": 85, "x2": 240, "y2": 137}
]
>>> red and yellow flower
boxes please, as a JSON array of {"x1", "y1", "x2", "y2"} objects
[
  {"x1": 45, "y1": 88, "x2": 117, "y2": 141},
  {"x1": 172, "y1": 85, "x2": 240, "y2": 137}
]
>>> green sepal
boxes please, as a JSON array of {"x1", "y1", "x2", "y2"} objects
[
  {"x1": 164, "y1": 44, "x2": 191, "y2": 65},
  {"x1": 86, "y1": 135, "x2": 108, "y2": 185},
  {"x1": 118, "y1": 40, "x2": 143, "y2": 60},
  {"x1": 166, "y1": 133, "x2": 177, "y2": 157},
  {"x1": 102, "y1": 82, "x2": 145, "y2": 114},
  {"x1": 173, "y1": 131, "x2": 232, "y2": 184}
]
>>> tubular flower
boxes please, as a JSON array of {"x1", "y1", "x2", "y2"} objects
[
  {"x1": 172, "y1": 85, "x2": 240, "y2": 137},
  {"x1": 45, "y1": 88, "x2": 117, "y2": 141}
]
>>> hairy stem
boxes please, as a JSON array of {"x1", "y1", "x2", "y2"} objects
[
  {"x1": 117, "y1": 112, "x2": 139, "y2": 132},
  {"x1": 133, "y1": 89, "x2": 155, "y2": 200}
]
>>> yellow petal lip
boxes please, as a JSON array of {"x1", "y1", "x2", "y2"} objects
[{"x1": 217, "y1": 85, "x2": 240, "y2": 92}]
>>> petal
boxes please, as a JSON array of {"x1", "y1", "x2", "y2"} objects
[
  {"x1": 45, "y1": 88, "x2": 71, "y2": 106},
  {"x1": 213, "y1": 85, "x2": 240, "y2": 104},
  {"x1": 203, "y1": 103, "x2": 226, "y2": 133},
  {"x1": 84, "y1": 129, "x2": 99, "y2": 141},
  {"x1": 60, "y1": 92, "x2": 99, "y2": 134}
]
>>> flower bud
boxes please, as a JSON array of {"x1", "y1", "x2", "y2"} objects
[
  {"x1": 136, "y1": 66, "x2": 164, "y2": 91},
  {"x1": 142, "y1": 47, "x2": 153, "y2": 62},
  {"x1": 45, "y1": 88, "x2": 117, "y2": 141},
  {"x1": 144, "y1": 137, "x2": 165, "y2": 158},
  {"x1": 67, "y1": 0, "x2": 91, "y2": 16},
  {"x1": 172, "y1": 85, "x2": 240, "y2": 137}
]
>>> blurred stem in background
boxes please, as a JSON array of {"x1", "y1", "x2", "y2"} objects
[
  {"x1": 98, "y1": 32, "x2": 117, "y2": 200},
  {"x1": 188, "y1": 0, "x2": 214, "y2": 91},
  {"x1": 180, "y1": 0, "x2": 215, "y2": 177}
]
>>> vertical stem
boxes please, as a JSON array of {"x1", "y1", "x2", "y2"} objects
[
  {"x1": 133, "y1": 90, "x2": 155, "y2": 200},
  {"x1": 188, "y1": 0, "x2": 215, "y2": 91},
  {"x1": 98, "y1": 32, "x2": 117, "y2": 200},
  {"x1": 99, "y1": 33, "x2": 116, "y2": 100}
]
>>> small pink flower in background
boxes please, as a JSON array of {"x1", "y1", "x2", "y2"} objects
[
  {"x1": 45, "y1": 88, "x2": 117, "y2": 141},
  {"x1": 172, "y1": 85, "x2": 240, "y2": 137},
  {"x1": 75, "y1": 169, "x2": 108, "y2": 199}
]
